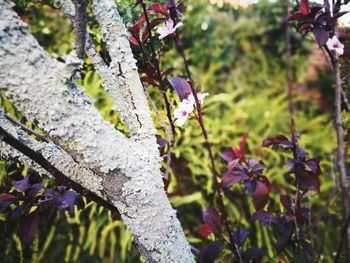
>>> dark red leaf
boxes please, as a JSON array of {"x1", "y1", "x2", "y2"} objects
[
  {"x1": 203, "y1": 207, "x2": 221, "y2": 234},
  {"x1": 147, "y1": 3, "x2": 169, "y2": 17},
  {"x1": 144, "y1": 62, "x2": 157, "y2": 79},
  {"x1": 12, "y1": 175, "x2": 30, "y2": 192},
  {"x1": 285, "y1": 12, "x2": 307, "y2": 22},
  {"x1": 129, "y1": 35, "x2": 140, "y2": 47},
  {"x1": 199, "y1": 240, "x2": 224, "y2": 263},
  {"x1": 176, "y1": 1, "x2": 186, "y2": 11},
  {"x1": 312, "y1": 26, "x2": 328, "y2": 46},
  {"x1": 161, "y1": 67, "x2": 175, "y2": 77},
  {"x1": 297, "y1": 23, "x2": 312, "y2": 33},
  {"x1": 299, "y1": 0, "x2": 310, "y2": 15},
  {"x1": 252, "y1": 180, "x2": 270, "y2": 211},
  {"x1": 237, "y1": 132, "x2": 249, "y2": 159},
  {"x1": 142, "y1": 27, "x2": 150, "y2": 43},
  {"x1": 150, "y1": 18, "x2": 167, "y2": 29},
  {"x1": 298, "y1": 169, "x2": 320, "y2": 192},
  {"x1": 136, "y1": 13, "x2": 146, "y2": 27},
  {"x1": 168, "y1": 77, "x2": 192, "y2": 101},
  {"x1": 326, "y1": 11, "x2": 349, "y2": 27},
  {"x1": 262, "y1": 135, "x2": 291, "y2": 148},
  {"x1": 140, "y1": 76, "x2": 159, "y2": 87},
  {"x1": 198, "y1": 223, "x2": 213, "y2": 237},
  {"x1": 0, "y1": 193, "x2": 18, "y2": 213},
  {"x1": 18, "y1": 210, "x2": 39, "y2": 245}
]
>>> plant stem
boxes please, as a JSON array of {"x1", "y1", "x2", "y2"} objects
[
  {"x1": 141, "y1": 2, "x2": 176, "y2": 137},
  {"x1": 170, "y1": 19, "x2": 242, "y2": 262},
  {"x1": 332, "y1": 52, "x2": 350, "y2": 262}
]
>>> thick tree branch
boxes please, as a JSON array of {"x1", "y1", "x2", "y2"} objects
[{"x1": 89, "y1": 0, "x2": 157, "y2": 141}]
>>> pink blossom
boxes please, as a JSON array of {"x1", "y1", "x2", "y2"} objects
[
  {"x1": 157, "y1": 19, "x2": 183, "y2": 40},
  {"x1": 174, "y1": 100, "x2": 194, "y2": 127},
  {"x1": 174, "y1": 92, "x2": 209, "y2": 127},
  {"x1": 326, "y1": 36, "x2": 344, "y2": 56}
]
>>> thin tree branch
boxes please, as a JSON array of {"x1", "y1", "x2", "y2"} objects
[{"x1": 4, "y1": 113, "x2": 49, "y2": 143}]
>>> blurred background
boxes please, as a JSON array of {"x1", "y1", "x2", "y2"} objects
[{"x1": 1, "y1": 0, "x2": 349, "y2": 262}]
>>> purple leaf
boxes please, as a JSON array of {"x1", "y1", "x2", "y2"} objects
[
  {"x1": 275, "y1": 222, "x2": 294, "y2": 254},
  {"x1": 60, "y1": 191, "x2": 77, "y2": 211},
  {"x1": 42, "y1": 188, "x2": 55, "y2": 198},
  {"x1": 296, "y1": 147, "x2": 308, "y2": 159},
  {"x1": 232, "y1": 228, "x2": 249, "y2": 246},
  {"x1": 251, "y1": 211, "x2": 278, "y2": 227},
  {"x1": 312, "y1": 26, "x2": 328, "y2": 46},
  {"x1": 157, "y1": 138, "x2": 169, "y2": 149},
  {"x1": 26, "y1": 183, "x2": 43, "y2": 201},
  {"x1": 12, "y1": 175, "x2": 30, "y2": 192},
  {"x1": 305, "y1": 158, "x2": 321, "y2": 176},
  {"x1": 221, "y1": 171, "x2": 249, "y2": 188},
  {"x1": 242, "y1": 248, "x2": 264, "y2": 261},
  {"x1": 220, "y1": 148, "x2": 237, "y2": 163},
  {"x1": 203, "y1": 207, "x2": 222, "y2": 234},
  {"x1": 199, "y1": 240, "x2": 224, "y2": 263},
  {"x1": 18, "y1": 210, "x2": 39, "y2": 245},
  {"x1": 280, "y1": 195, "x2": 293, "y2": 213},
  {"x1": 0, "y1": 193, "x2": 18, "y2": 213},
  {"x1": 168, "y1": 77, "x2": 192, "y2": 101}
]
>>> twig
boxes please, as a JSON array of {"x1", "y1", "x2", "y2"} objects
[
  {"x1": 4, "y1": 114, "x2": 49, "y2": 143},
  {"x1": 167, "y1": 12, "x2": 242, "y2": 263},
  {"x1": 334, "y1": 213, "x2": 350, "y2": 263},
  {"x1": 141, "y1": 1, "x2": 176, "y2": 137},
  {"x1": 331, "y1": 49, "x2": 350, "y2": 262},
  {"x1": 144, "y1": 88, "x2": 173, "y2": 180}
]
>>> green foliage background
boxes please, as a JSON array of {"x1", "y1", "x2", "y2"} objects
[{"x1": 0, "y1": 0, "x2": 345, "y2": 262}]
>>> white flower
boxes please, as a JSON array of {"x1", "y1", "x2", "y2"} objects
[
  {"x1": 174, "y1": 92, "x2": 209, "y2": 127},
  {"x1": 187, "y1": 92, "x2": 209, "y2": 105},
  {"x1": 157, "y1": 19, "x2": 183, "y2": 40},
  {"x1": 326, "y1": 36, "x2": 344, "y2": 56},
  {"x1": 174, "y1": 100, "x2": 194, "y2": 127}
]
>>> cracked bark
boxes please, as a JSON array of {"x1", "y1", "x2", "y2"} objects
[{"x1": 0, "y1": 1, "x2": 193, "y2": 262}]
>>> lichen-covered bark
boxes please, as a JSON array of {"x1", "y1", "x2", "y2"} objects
[
  {"x1": 0, "y1": 110, "x2": 104, "y2": 196},
  {"x1": 0, "y1": 1, "x2": 193, "y2": 262}
]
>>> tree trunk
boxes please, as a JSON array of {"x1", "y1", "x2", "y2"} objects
[{"x1": 0, "y1": 0, "x2": 194, "y2": 262}]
